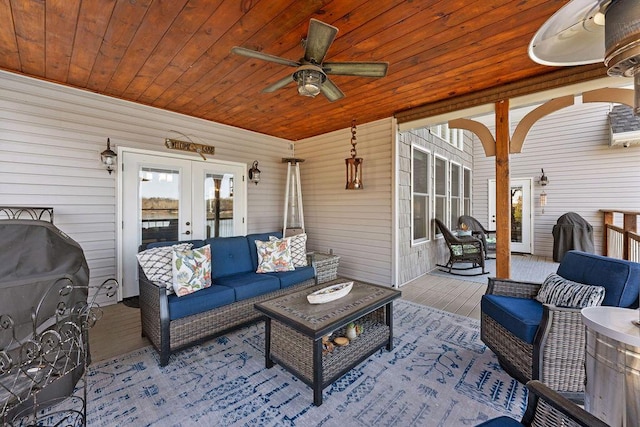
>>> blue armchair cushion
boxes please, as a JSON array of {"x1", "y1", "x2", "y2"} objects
[
  {"x1": 481, "y1": 295, "x2": 544, "y2": 344},
  {"x1": 557, "y1": 251, "x2": 640, "y2": 307},
  {"x1": 268, "y1": 266, "x2": 315, "y2": 289},
  {"x1": 214, "y1": 272, "x2": 280, "y2": 300},
  {"x1": 475, "y1": 416, "x2": 523, "y2": 426},
  {"x1": 168, "y1": 284, "x2": 235, "y2": 320},
  {"x1": 206, "y1": 236, "x2": 253, "y2": 279}
]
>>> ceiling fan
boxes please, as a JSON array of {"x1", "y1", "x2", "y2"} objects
[
  {"x1": 231, "y1": 18, "x2": 388, "y2": 102},
  {"x1": 528, "y1": 0, "x2": 640, "y2": 112}
]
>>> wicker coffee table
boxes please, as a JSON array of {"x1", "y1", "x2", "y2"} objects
[{"x1": 254, "y1": 279, "x2": 401, "y2": 406}]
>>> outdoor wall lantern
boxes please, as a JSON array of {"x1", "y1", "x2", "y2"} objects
[
  {"x1": 538, "y1": 168, "x2": 549, "y2": 186},
  {"x1": 101, "y1": 138, "x2": 117, "y2": 174},
  {"x1": 345, "y1": 119, "x2": 363, "y2": 190},
  {"x1": 248, "y1": 160, "x2": 261, "y2": 185}
]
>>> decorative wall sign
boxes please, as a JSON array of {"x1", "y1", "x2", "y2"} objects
[{"x1": 164, "y1": 138, "x2": 215, "y2": 160}]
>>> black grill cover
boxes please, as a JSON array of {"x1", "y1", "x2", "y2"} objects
[
  {"x1": 0, "y1": 219, "x2": 89, "y2": 343},
  {"x1": 552, "y1": 212, "x2": 594, "y2": 262}
]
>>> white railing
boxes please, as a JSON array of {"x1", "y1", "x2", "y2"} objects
[{"x1": 606, "y1": 225, "x2": 625, "y2": 260}]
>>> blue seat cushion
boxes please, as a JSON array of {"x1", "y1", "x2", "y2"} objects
[
  {"x1": 214, "y1": 272, "x2": 280, "y2": 300},
  {"x1": 246, "y1": 232, "x2": 282, "y2": 269},
  {"x1": 557, "y1": 251, "x2": 640, "y2": 307},
  {"x1": 168, "y1": 285, "x2": 235, "y2": 320},
  {"x1": 474, "y1": 416, "x2": 523, "y2": 426},
  {"x1": 481, "y1": 295, "x2": 544, "y2": 344},
  {"x1": 206, "y1": 236, "x2": 253, "y2": 279},
  {"x1": 268, "y1": 266, "x2": 315, "y2": 288}
]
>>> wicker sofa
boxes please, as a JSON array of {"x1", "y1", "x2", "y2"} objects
[
  {"x1": 139, "y1": 232, "x2": 318, "y2": 366},
  {"x1": 481, "y1": 250, "x2": 640, "y2": 401}
]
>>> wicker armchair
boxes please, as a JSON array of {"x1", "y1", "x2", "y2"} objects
[
  {"x1": 458, "y1": 215, "x2": 496, "y2": 258},
  {"x1": 475, "y1": 380, "x2": 608, "y2": 427},
  {"x1": 481, "y1": 251, "x2": 640, "y2": 402},
  {"x1": 434, "y1": 218, "x2": 487, "y2": 276}
]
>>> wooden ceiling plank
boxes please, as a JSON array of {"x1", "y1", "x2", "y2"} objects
[
  {"x1": 10, "y1": 0, "x2": 45, "y2": 75},
  {"x1": 45, "y1": 0, "x2": 81, "y2": 81},
  {"x1": 0, "y1": 0, "x2": 20, "y2": 70},
  {"x1": 191, "y1": 0, "x2": 436, "y2": 116},
  {"x1": 134, "y1": 0, "x2": 271, "y2": 104},
  {"x1": 67, "y1": 0, "x2": 117, "y2": 87},
  {"x1": 104, "y1": 0, "x2": 190, "y2": 97},
  {"x1": 176, "y1": 0, "x2": 369, "y2": 116},
  {"x1": 219, "y1": 1, "x2": 561, "y2": 138},
  {"x1": 151, "y1": 0, "x2": 326, "y2": 110},
  {"x1": 207, "y1": 0, "x2": 556, "y2": 134},
  {"x1": 119, "y1": 0, "x2": 224, "y2": 99},
  {"x1": 86, "y1": 0, "x2": 153, "y2": 93}
]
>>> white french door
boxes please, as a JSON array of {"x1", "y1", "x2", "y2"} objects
[
  {"x1": 118, "y1": 150, "x2": 247, "y2": 299},
  {"x1": 488, "y1": 178, "x2": 533, "y2": 254}
]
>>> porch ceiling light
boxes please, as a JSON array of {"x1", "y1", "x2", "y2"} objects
[
  {"x1": 101, "y1": 138, "x2": 117, "y2": 174},
  {"x1": 293, "y1": 65, "x2": 326, "y2": 98}
]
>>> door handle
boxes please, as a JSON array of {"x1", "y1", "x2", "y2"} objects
[{"x1": 184, "y1": 230, "x2": 191, "y2": 235}]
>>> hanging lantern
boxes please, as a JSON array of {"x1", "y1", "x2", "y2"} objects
[{"x1": 345, "y1": 119, "x2": 363, "y2": 190}]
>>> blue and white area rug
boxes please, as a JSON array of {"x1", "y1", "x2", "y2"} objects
[{"x1": 86, "y1": 301, "x2": 527, "y2": 426}]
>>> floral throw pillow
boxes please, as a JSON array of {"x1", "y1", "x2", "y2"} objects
[
  {"x1": 137, "y1": 243, "x2": 193, "y2": 294},
  {"x1": 171, "y1": 244, "x2": 212, "y2": 297},
  {"x1": 256, "y1": 239, "x2": 295, "y2": 273},
  {"x1": 270, "y1": 233, "x2": 307, "y2": 267}
]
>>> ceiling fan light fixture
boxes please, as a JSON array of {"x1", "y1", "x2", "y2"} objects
[{"x1": 293, "y1": 66, "x2": 326, "y2": 97}]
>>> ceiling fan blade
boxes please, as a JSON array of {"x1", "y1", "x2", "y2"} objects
[
  {"x1": 231, "y1": 46, "x2": 300, "y2": 68},
  {"x1": 528, "y1": 0, "x2": 606, "y2": 66},
  {"x1": 304, "y1": 19, "x2": 338, "y2": 64},
  {"x1": 320, "y1": 77, "x2": 344, "y2": 102},
  {"x1": 323, "y1": 61, "x2": 389, "y2": 77},
  {"x1": 262, "y1": 75, "x2": 294, "y2": 93}
]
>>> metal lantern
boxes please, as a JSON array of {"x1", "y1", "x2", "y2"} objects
[{"x1": 345, "y1": 120, "x2": 363, "y2": 190}]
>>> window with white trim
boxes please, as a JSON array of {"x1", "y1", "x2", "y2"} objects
[
  {"x1": 434, "y1": 155, "x2": 447, "y2": 234},
  {"x1": 463, "y1": 167, "x2": 472, "y2": 215},
  {"x1": 412, "y1": 146, "x2": 430, "y2": 243},
  {"x1": 450, "y1": 162, "x2": 461, "y2": 228},
  {"x1": 430, "y1": 123, "x2": 464, "y2": 150}
]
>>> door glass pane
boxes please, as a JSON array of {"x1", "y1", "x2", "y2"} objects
[
  {"x1": 140, "y1": 167, "x2": 180, "y2": 244},
  {"x1": 511, "y1": 186, "x2": 523, "y2": 243},
  {"x1": 205, "y1": 173, "x2": 234, "y2": 238}
]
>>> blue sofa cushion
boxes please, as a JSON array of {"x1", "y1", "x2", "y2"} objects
[
  {"x1": 168, "y1": 285, "x2": 235, "y2": 320},
  {"x1": 268, "y1": 265, "x2": 315, "y2": 289},
  {"x1": 206, "y1": 236, "x2": 253, "y2": 279},
  {"x1": 475, "y1": 416, "x2": 523, "y2": 426},
  {"x1": 215, "y1": 272, "x2": 280, "y2": 300},
  {"x1": 481, "y1": 295, "x2": 544, "y2": 344},
  {"x1": 247, "y1": 232, "x2": 282, "y2": 269},
  {"x1": 557, "y1": 251, "x2": 640, "y2": 307}
]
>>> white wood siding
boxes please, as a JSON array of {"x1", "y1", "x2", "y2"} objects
[
  {"x1": 472, "y1": 102, "x2": 640, "y2": 257},
  {"x1": 0, "y1": 71, "x2": 293, "y2": 304},
  {"x1": 294, "y1": 119, "x2": 395, "y2": 286}
]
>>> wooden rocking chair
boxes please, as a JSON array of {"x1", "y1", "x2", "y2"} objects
[{"x1": 435, "y1": 218, "x2": 487, "y2": 276}]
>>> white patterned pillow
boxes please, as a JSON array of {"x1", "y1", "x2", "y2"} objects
[
  {"x1": 137, "y1": 243, "x2": 193, "y2": 294},
  {"x1": 172, "y1": 245, "x2": 212, "y2": 297},
  {"x1": 256, "y1": 239, "x2": 295, "y2": 273},
  {"x1": 535, "y1": 273, "x2": 605, "y2": 308},
  {"x1": 270, "y1": 233, "x2": 307, "y2": 267}
]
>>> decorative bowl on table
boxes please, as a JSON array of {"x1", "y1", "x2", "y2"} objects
[{"x1": 307, "y1": 281, "x2": 353, "y2": 304}]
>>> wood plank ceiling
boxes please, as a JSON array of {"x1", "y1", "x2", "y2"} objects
[{"x1": 0, "y1": 0, "x2": 580, "y2": 141}]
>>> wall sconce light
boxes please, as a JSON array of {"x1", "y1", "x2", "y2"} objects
[
  {"x1": 345, "y1": 119, "x2": 363, "y2": 190},
  {"x1": 101, "y1": 138, "x2": 117, "y2": 174},
  {"x1": 248, "y1": 160, "x2": 261, "y2": 185},
  {"x1": 539, "y1": 168, "x2": 549, "y2": 186}
]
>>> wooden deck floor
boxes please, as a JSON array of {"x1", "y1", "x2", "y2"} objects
[{"x1": 89, "y1": 256, "x2": 557, "y2": 363}]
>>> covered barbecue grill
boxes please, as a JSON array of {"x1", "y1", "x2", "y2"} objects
[
  {"x1": 0, "y1": 213, "x2": 91, "y2": 425},
  {"x1": 552, "y1": 212, "x2": 594, "y2": 262}
]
